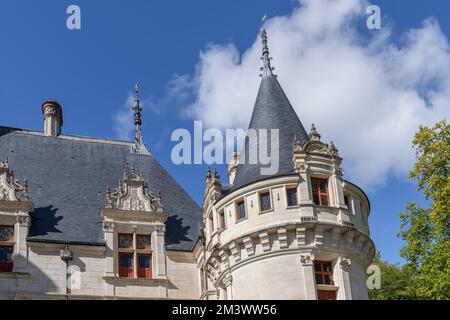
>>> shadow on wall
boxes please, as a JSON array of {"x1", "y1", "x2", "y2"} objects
[
  {"x1": 0, "y1": 254, "x2": 59, "y2": 299},
  {"x1": 28, "y1": 206, "x2": 63, "y2": 237},
  {"x1": 165, "y1": 215, "x2": 192, "y2": 246}
]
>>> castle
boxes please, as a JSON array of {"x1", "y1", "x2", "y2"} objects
[{"x1": 0, "y1": 26, "x2": 375, "y2": 300}]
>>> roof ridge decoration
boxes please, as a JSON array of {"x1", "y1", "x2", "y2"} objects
[
  {"x1": 131, "y1": 82, "x2": 150, "y2": 155},
  {"x1": 105, "y1": 164, "x2": 163, "y2": 213},
  {"x1": 0, "y1": 158, "x2": 29, "y2": 202},
  {"x1": 259, "y1": 15, "x2": 276, "y2": 78}
]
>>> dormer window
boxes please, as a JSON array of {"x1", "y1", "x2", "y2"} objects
[
  {"x1": 311, "y1": 178, "x2": 329, "y2": 206},
  {"x1": 259, "y1": 192, "x2": 272, "y2": 212},
  {"x1": 118, "y1": 233, "x2": 152, "y2": 279},
  {"x1": 0, "y1": 226, "x2": 14, "y2": 273}
]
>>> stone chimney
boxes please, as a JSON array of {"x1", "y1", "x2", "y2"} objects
[{"x1": 42, "y1": 100, "x2": 63, "y2": 137}]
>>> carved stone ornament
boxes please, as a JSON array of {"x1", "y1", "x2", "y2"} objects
[
  {"x1": 292, "y1": 135, "x2": 304, "y2": 154},
  {"x1": 18, "y1": 215, "x2": 31, "y2": 227},
  {"x1": 328, "y1": 141, "x2": 339, "y2": 157},
  {"x1": 0, "y1": 159, "x2": 29, "y2": 202},
  {"x1": 105, "y1": 165, "x2": 163, "y2": 213},
  {"x1": 337, "y1": 257, "x2": 351, "y2": 268},
  {"x1": 301, "y1": 216, "x2": 318, "y2": 224},
  {"x1": 300, "y1": 253, "x2": 315, "y2": 266},
  {"x1": 103, "y1": 221, "x2": 114, "y2": 231}
]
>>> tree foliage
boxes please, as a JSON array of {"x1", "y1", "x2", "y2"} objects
[
  {"x1": 398, "y1": 119, "x2": 450, "y2": 299},
  {"x1": 368, "y1": 252, "x2": 416, "y2": 300}
]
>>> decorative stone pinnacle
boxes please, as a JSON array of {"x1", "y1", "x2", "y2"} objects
[
  {"x1": 213, "y1": 169, "x2": 220, "y2": 179},
  {"x1": 132, "y1": 82, "x2": 147, "y2": 155},
  {"x1": 292, "y1": 135, "x2": 303, "y2": 153},
  {"x1": 329, "y1": 141, "x2": 339, "y2": 156},
  {"x1": 309, "y1": 123, "x2": 321, "y2": 141},
  {"x1": 206, "y1": 167, "x2": 212, "y2": 179},
  {"x1": 259, "y1": 17, "x2": 276, "y2": 78}
]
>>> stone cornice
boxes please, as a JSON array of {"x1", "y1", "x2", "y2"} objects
[
  {"x1": 0, "y1": 200, "x2": 33, "y2": 212},
  {"x1": 100, "y1": 208, "x2": 167, "y2": 224}
]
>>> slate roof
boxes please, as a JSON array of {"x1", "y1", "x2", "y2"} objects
[
  {"x1": 0, "y1": 126, "x2": 201, "y2": 251},
  {"x1": 232, "y1": 75, "x2": 309, "y2": 190}
]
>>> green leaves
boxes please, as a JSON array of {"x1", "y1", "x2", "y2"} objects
[{"x1": 398, "y1": 119, "x2": 450, "y2": 299}]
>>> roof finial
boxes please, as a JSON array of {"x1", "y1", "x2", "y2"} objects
[
  {"x1": 259, "y1": 15, "x2": 276, "y2": 78},
  {"x1": 309, "y1": 123, "x2": 321, "y2": 141},
  {"x1": 132, "y1": 82, "x2": 146, "y2": 154}
]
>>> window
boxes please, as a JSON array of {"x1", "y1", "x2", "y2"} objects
[
  {"x1": 314, "y1": 261, "x2": 334, "y2": 285},
  {"x1": 208, "y1": 214, "x2": 214, "y2": 233},
  {"x1": 344, "y1": 195, "x2": 352, "y2": 213},
  {"x1": 311, "y1": 178, "x2": 329, "y2": 206},
  {"x1": 118, "y1": 233, "x2": 152, "y2": 279},
  {"x1": 259, "y1": 192, "x2": 272, "y2": 212},
  {"x1": 218, "y1": 211, "x2": 225, "y2": 229},
  {"x1": 0, "y1": 226, "x2": 14, "y2": 273},
  {"x1": 286, "y1": 188, "x2": 298, "y2": 207},
  {"x1": 119, "y1": 252, "x2": 134, "y2": 278},
  {"x1": 236, "y1": 201, "x2": 246, "y2": 221},
  {"x1": 138, "y1": 254, "x2": 152, "y2": 279}
]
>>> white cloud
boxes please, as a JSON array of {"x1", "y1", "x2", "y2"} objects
[
  {"x1": 113, "y1": 93, "x2": 135, "y2": 141},
  {"x1": 173, "y1": 0, "x2": 450, "y2": 190}
]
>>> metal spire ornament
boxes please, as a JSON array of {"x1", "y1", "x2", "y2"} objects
[
  {"x1": 132, "y1": 82, "x2": 148, "y2": 154},
  {"x1": 259, "y1": 15, "x2": 276, "y2": 78}
]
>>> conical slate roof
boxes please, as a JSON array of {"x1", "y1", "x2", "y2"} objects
[{"x1": 232, "y1": 75, "x2": 309, "y2": 189}]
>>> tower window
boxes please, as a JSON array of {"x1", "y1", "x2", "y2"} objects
[
  {"x1": 0, "y1": 226, "x2": 14, "y2": 273},
  {"x1": 286, "y1": 188, "x2": 298, "y2": 207},
  {"x1": 314, "y1": 261, "x2": 334, "y2": 285},
  {"x1": 218, "y1": 210, "x2": 225, "y2": 229},
  {"x1": 344, "y1": 195, "x2": 352, "y2": 213},
  {"x1": 237, "y1": 201, "x2": 246, "y2": 220},
  {"x1": 311, "y1": 178, "x2": 329, "y2": 206},
  {"x1": 208, "y1": 214, "x2": 215, "y2": 233},
  {"x1": 259, "y1": 192, "x2": 272, "y2": 212}
]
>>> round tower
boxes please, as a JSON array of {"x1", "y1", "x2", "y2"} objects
[{"x1": 199, "y1": 25, "x2": 375, "y2": 300}]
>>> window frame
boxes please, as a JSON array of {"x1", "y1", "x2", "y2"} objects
[
  {"x1": 311, "y1": 178, "x2": 330, "y2": 207},
  {"x1": 208, "y1": 213, "x2": 215, "y2": 234},
  {"x1": 236, "y1": 200, "x2": 246, "y2": 221},
  {"x1": 314, "y1": 261, "x2": 334, "y2": 286},
  {"x1": 259, "y1": 191, "x2": 272, "y2": 212},
  {"x1": 218, "y1": 210, "x2": 225, "y2": 230},
  {"x1": 117, "y1": 232, "x2": 152, "y2": 279},
  {"x1": 0, "y1": 225, "x2": 15, "y2": 273},
  {"x1": 286, "y1": 187, "x2": 299, "y2": 207}
]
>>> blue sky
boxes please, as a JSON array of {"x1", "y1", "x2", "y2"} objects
[{"x1": 1, "y1": 0, "x2": 449, "y2": 264}]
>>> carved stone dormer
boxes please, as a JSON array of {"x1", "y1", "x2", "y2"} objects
[
  {"x1": 0, "y1": 159, "x2": 29, "y2": 202},
  {"x1": 100, "y1": 164, "x2": 168, "y2": 281},
  {"x1": 105, "y1": 164, "x2": 163, "y2": 213},
  {"x1": 0, "y1": 159, "x2": 33, "y2": 274}
]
